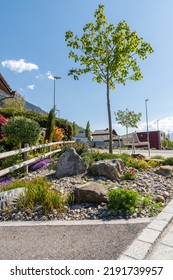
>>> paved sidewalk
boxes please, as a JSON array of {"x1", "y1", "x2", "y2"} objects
[{"x1": 118, "y1": 198, "x2": 173, "y2": 260}]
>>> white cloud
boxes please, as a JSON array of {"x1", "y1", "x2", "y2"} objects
[
  {"x1": 138, "y1": 116, "x2": 173, "y2": 133},
  {"x1": 35, "y1": 73, "x2": 44, "y2": 79},
  {"x1": 27, "y1": 85, "x2": 36, "y2": 90},
  {"x1": 46, "y1": 70, "x2": 54, "y2": 80},
  {"x1": 1, "y1": 59, "x2": 39, "y2": 73}
]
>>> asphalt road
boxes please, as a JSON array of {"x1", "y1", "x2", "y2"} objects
[{"x1": 0, "y1": 219, "x2": 149, "y2": 260}]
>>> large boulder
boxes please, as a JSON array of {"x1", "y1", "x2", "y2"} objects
[
  {"x1": 74, "y1": 182, "x2": 108, "y2": 204},
  {"x1": 91, "y1": 159, "x2": 124, "y2": 180},
  {"x1": 56, "y1": 148, "x2": 87, "y2": 178},
  {"x1": 0, "y1": 188, "x2": 25, "y2": 210},
  {"x1": 155, "y1": 165, "x2": 173, "y2": 176}
]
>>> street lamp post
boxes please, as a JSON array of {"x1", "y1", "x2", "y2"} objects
[
  {"x1": 53, "y1": 76, "x2": 61, "y2": 112},
  {"x1": 145, "y1": 99, "x2": 150, "y2": 157},
  {"x1": 157, "y1": 119, "x2": 160, "y2": 131}
]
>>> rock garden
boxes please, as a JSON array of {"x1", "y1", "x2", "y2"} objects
[{"x1": 1, "y1": 146, "x2": 173, "y2": 222}]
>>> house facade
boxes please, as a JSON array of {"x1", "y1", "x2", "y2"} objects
[
  {"x1": 73, "y1": 131, "x2": 89, "y2": 143},
  {"x1": 90, "y1": 128, "x2": 118, "y2": 147}
]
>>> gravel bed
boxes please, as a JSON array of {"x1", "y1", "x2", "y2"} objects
[{"x1": 1, "y1": 165, "x2": 173, "y2": 222}]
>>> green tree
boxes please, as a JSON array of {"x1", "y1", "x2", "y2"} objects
[
  {"x1": 2, "y1": 92, "x2": 25, "y2": 112},
  {"x1": 65, "y1": 4, "x2": 153, "y2": 153},
  {"x1": 45, "y1": 108, "x2": 55, "y2": 142},
  {"x1": 85, "y1": 121, "x2": 91, "y2": 140},
  {"x1": 115, "y1": 108, "x2": 142, "y2": 135},
  {"x1": 72, "y1": 121, "x2": 78, "y2": 137},
  {"x1": 2, "y1": 116, "x2": 40, "y2": 147}
]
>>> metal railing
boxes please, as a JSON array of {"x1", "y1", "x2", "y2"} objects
[{"x1": 0, "y1": 141, "x2": 74, "y2": 177}]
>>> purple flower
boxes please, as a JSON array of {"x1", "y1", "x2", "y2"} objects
[
  {"x1": 29, "y1": 159, "x2": 52, "y2": 171},
  {"x1": 0, "y1": 176, "x2": 14, "y2": 191}
]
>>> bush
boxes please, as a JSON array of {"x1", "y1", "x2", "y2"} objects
[
  {"x1": 61, "y1": 141, "x2": 89, "y2": 155},
  {"x1": 2, "y1": 116, "x2": 41, "y2": 147},
  {"x1": 6, "y1": 177, "x2": 71, "y2": 214},
  {"x1": 122, "y1": 168, "x2": 138, "y2": 180},
  {"x1": 0, "y1": 154, "x2": 24, "y2": 177},
  {"x1": 107, "y1": 188, "x2": 163, "y2": 216},
  {"x1": 163, "y1": 157, "x2": 173, "y2": 166},
  {"x1": 108, "y1": 188, "x2": 139, "y2": 214},
  {"x1": 82, "y1": 151, "x2": 132, "y2": 168}
]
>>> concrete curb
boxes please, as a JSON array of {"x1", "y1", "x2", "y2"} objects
[
  {"x1": 0, "y1": 217, "x2": 151, "y2": 227},
  {"x1": 118, "y1": 199, "x2": 173, "y2": 260}
]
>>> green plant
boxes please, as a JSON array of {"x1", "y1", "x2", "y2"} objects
[
  {"x1": 163, "y1": 157, "x2": 173, "y2": 166},
  {"x1": 85, "y1": 121, "x2": 91, "y2": 140},
  {"x1": 2, "y1": 116, "x2": 41, "y2": 147},
  {"x1": 108, "y1": 188, "x2": 139, "y2": 214},
  {"x1": 108, "y1": 188, "x2": 163, "y2": 216},
  {"x1": 147, "y1": 160, "x2": 162, "y2": 168},
  {"x1": 45, "y1": 108, "x2": 55, "y2": 142},
  {"x1": 16, "y1": 177, "x2": 70, "y2": 214},
  {"x1": 137, "y1": 194, "x2": 163, "y2": 215},
  {"x1": 150, "y1": 155, "x2": 165, "y2": 160},
  {"x1": 65, "y1": 4, "x2": 153, "y2": 153},
  {"x1": 115, "y1": 109, "x2": 141, "y2": 135},
  {"x1": 82, "y1": 151, "x2": 132, "y2": 168},
  {"x1": 0, "y1": 154, "x2": 24, "y2": 177},
  {"x1": 61, "y1": 141, "x2": 89, "y2": 155},
  {"x1": 122, "y1": 168, "x2": 138, "y2": 180}
]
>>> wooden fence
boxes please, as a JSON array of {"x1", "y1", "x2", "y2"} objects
[{"x1": 0, "y1": 141, "x2": 74, "y2": 177}]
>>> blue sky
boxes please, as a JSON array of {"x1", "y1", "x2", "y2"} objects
[{"x1": 0, "y1": 0, "x2": 173, "y2": 135}]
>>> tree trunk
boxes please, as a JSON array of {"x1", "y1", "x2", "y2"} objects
[{"x1": 106, "y1": 79, "x2": 113, "y2": 153}]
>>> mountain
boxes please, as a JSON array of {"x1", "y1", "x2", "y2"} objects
[{"x1": 24, "y1": 100, "x2": 47, "y2": 114}]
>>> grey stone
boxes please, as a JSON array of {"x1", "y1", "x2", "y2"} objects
[
  {"x1": 56, "y1": 148, "x2": 87, "y2": 178},
  {"x1": 74, "y1": 182, "x2": 108, "y2": 204},
  {"x1": 156, "y1": 195, "x2": 165, "y2": 203},
  {"x1": 91, "y1": 159, "x2": 124, "y2": 180},
  {"x1": 155, "y1": 165, "x2": 173, "y2": 176},
  {"x1": 0, "y1": 188, "x2": 25, "y2": 210}
]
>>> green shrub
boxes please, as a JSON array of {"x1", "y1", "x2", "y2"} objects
[
  {"x1": 2, "y1": 116, "x2": 41, "y2": 147},
  {"x1": 82, "y1": 151, "x2": 132, "y2": 168},
  {"x1": 163, "y1": 157, "x2": 173, "y2": 166},
  {"x1": 122, "y1": 168, "x2": 138, "y2": 180},
  {"x1": 61, "y1": 141, "x2": 89, "y2": 155},
  {"x1": 150, "y1": 155, "x2": 165, "y2": 160},
  {"x1": 147, "y1": 159, "x2": 162, "y2": 168},
  {"x1": 107, "y1": 188, "x2": 163, "y2": 216},
  {"x1": 5, "y1": 177, "x2": 70, "y2": 214},
  {"x1": 108, "y1": 188, "x2": 139, "y2": 214},
  {"x1": 0, "y1": 154, "x2": 24, "y2": 177}
]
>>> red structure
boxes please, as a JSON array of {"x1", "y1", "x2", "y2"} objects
[
  {"x1": 137, "y1": 131, "x2": 164, "y2": 150},
  {"x1": 0, "y1": 73, "x2": 13, "y2": 96}
]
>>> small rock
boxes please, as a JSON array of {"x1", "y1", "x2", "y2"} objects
[{"x1": 156, "y1": 195, "x2": 165, "y2": 203}]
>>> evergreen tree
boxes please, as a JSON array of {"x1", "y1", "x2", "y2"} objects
[
  {"x1": 45, "y1": 108, "x2": 55, "y2": 142},
  {"x1": 85, "y1": 121, "x2": 91, "y2": 140},
  {"x1": 72, "y1": 121, "x2": 78, "y2": 137}
]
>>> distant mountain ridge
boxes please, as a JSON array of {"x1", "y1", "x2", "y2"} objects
[
  {"x1": 0, "y1": 91, "x2": 47, "y2": 114},
  {"x1": 24, "y1": 100, "x2": 47, "y2": 114}
]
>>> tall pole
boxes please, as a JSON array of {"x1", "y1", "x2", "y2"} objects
[
  {"x1": 157, "y1": 119, "x2": 160, "y2": 131},
  {"x1": 145, "y1": 99, "x2": 150, "y2": 157},
  {"x1": 53, "y1": 76, "x2": 61, "y2": 112}
]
